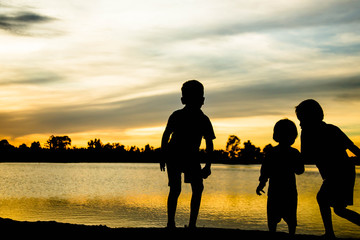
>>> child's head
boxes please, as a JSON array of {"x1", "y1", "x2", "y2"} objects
[
  {"x1": 273, "y1": 119, "x2": 298, "y2": 146},
  {"x1": 181, "y1": 80, "x2": 205, "y2": 109},
  {"x1": 295, "y1": 99, "x2": 324, "y2": 128}
]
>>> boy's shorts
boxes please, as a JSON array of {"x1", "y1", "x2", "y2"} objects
[
  {"x1": 317, "y1": 178, "x2": 354, "y2": 207},
  {"x1": 166, "y1": 162, "x2": 203, "y2": 187}
]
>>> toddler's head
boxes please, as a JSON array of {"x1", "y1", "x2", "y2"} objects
[{"x1": 273, "y1": 119, "x2": 298, "y2": 146}]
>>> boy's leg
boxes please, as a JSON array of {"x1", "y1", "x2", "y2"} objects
[
  {"x1": 334, "y1": 206, "x2": 360, "y2": 226},
  {"x1": 167, "y1": 185, "x2": 181, "y2": 228},
  {"x1": 317, "y1": 185, "x2": 335, "y2": 237},
  {"x1": 166, "y1": 164, "x2": 182, "y2": 228},
  {"x1": 189, "y1": 181, "x2": 204, "y2": 228}
]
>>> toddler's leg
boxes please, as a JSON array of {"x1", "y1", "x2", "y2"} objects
[
  {"x1": 288, "y1": 223, "x2": 296, "y2": 236},
  {"x1": 268, "y1": 220, "x2": 277, "y2": 232},
  {"x1": 267, "y1": 198, "x2": 278, "y2": 232}
]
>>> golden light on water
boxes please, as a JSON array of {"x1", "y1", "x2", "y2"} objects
[{"x1": 0, "y1": 164, "x2": 359, "y2": 237}]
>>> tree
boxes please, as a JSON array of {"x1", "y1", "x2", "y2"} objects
[
  {"x1": 0, "y1": 139, "x2": 14, "y2": 150},
  {"x1": 226, "y1": 135, "x2": 241, "y2": 159},
  {"x1": 87, "y1": 139, "x2": 95, "y2": 149},
  {"x1": 113, "y1": 143, "x2": 126, "y2": 151},
  {"x1": 30, "y1": 141, "x2": 41, "y2": 150},
  {"x1": 144, "y1": 144, "x2": 154, "y2": 153},
  {"x1": 262, "y1": 144, "x2": 274, "y2": 158},
  {"x1": 103, "y1": 143, "x2": 113, "y2": 150},
  {"x1": 88, "y1": 138, "x2": 103, "y2": 150},
  {"x1": 47, "y1": 135, "x2": 71, "y2": 150},
  {"x1": 129, "y1": 146, "x2": 140, "y2": 152},
  {"x1": 19, "y1": 143, "x2": 29, "y2": 150},
  {"x1": 240, "y1": 140, "x2": 261, "y2": 163}
]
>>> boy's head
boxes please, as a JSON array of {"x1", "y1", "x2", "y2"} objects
[
  {"x1": 181, "y1": 80, "x2": 205, "y2": 109},
  {"x1": 273, "y1": 119, "x2": 298, "y2": 146},
  {"x1": 295, "y1": 99, "x2": 324, "y2": 128}
]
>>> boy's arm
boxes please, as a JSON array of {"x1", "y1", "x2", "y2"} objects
[
  {"x1": 201, "y1": 115, "x2": 215, "y2": 178},
  {"x1": 348, "y1": 143, "x2": 360, "y2": 165},
  {"x1": 205, "y1": 138, "x2": 214, "y2": 168},
  {"x1": 348, "y1": 143, "x2": 360, "y2": 158},
  {"x1": 161, "y1": 128, "x2": 171, "y2": 150},
  {"x1": 338, "y1": 126, "x2": 360, "y2": 161},
  {"x1": 160, "y1": 128, "x2": 172, "y2": 171},
  {"x1": 201, "y1": 138, "x2": 213, "y2": 179}
]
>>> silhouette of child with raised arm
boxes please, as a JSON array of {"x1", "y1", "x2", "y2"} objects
[
  {"x1": 256, "y1": 119, "x2": 304, "y2": 236},
  {"x1": 160, "y1": 80, "x2": 215, "y2": 229},
  {"x1": 296, "y1": 99, "x2": 360, "y2": 239}
]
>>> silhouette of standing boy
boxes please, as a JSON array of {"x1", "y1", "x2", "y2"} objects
[
  {"x1": 256, "y1": 119, "x2": 304, "y2": 236},
  {"x1": 160, "y1": 80, "x2": 215, "y2": 228},
  {"x1": 296, "y1": 99, "x2": 360, "y2": 239}
]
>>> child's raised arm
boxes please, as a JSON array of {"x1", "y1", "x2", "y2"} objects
[
  {"x1": 339, "y1": 126, "x2": 360, "y2": 162},
  {"x1": 348, "y1": 143, "x2": 360, "y2": 158}
]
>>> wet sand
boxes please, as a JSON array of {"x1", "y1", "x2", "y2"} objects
[{"x1": 0, "y1": 218, "x2": 358, "y2": 239}]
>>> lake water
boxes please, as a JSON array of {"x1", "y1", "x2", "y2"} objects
[{"x1": 0, "y1": 163, "x2": 359, "y2": 237}]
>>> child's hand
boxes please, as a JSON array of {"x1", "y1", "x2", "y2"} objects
[
  {"x1": 201, "y1": 165, "x2": 211, "y2": 179},
  {"x1": 256, "y1": 185, "x2": 265, "y2": 196},
  {"x1": 160, "y1": 162, "x2": 166, "y2": 171}
]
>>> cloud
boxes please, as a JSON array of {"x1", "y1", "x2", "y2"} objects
[
  {"x1": 1, "y1": 74, "x2": 359, "y2": 141},
  {"x1": 0, "y1": 5, "x2": 56, "y2": 36},
  {"x1": 142, "y1": 0, "x2": 360, "y2": 45},
  {"x1": 204, "y1": 74, "x2": 360, "y2": 118},
  {"x1": 0, "y1": 92, "x2": 179, "y2": 138},
  {"x1": 0, "y1": 72, "x2": 64, "y2": 86},
  {"x1": 328, "y1": 33, "x2": 360, "y2": 46}
]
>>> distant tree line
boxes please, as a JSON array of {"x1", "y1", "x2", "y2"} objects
[{"x1": 0, "y1": 135, "x2": 358, "y2": 164}]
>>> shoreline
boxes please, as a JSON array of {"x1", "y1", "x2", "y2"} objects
[{"x1": 0, "y1": 218, "x2": 359, "y2": 239}]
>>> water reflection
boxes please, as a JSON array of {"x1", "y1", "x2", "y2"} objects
[
  {"x1": 0, "y1": 163, "x2": 359, "y2": 238},
  {"x1": 0, "y1": 196, "x2": 168, "y2": 227}
]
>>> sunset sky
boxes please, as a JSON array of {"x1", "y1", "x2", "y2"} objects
[{"x1": 1, "y1": 0, "x2": 360, "y2": 151}]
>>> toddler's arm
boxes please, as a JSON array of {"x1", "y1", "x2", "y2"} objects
[
  {"x1": 295, "y1": 151, "x2": 305, "y2": 175},
  {"x1": 256, "y1": 181, "x2": 266, "y2": 195},
  {"x1": 257, "y1": 156, "x2": 270, "y2": 195}
]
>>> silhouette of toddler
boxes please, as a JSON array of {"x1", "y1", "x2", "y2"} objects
[{"x1": 256, "y1": 119, "x2": 304, "y2": 235}]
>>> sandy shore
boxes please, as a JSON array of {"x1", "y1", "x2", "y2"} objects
[{"x1": 0, "y1": 217, "x2": 358, "y2": 239}]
